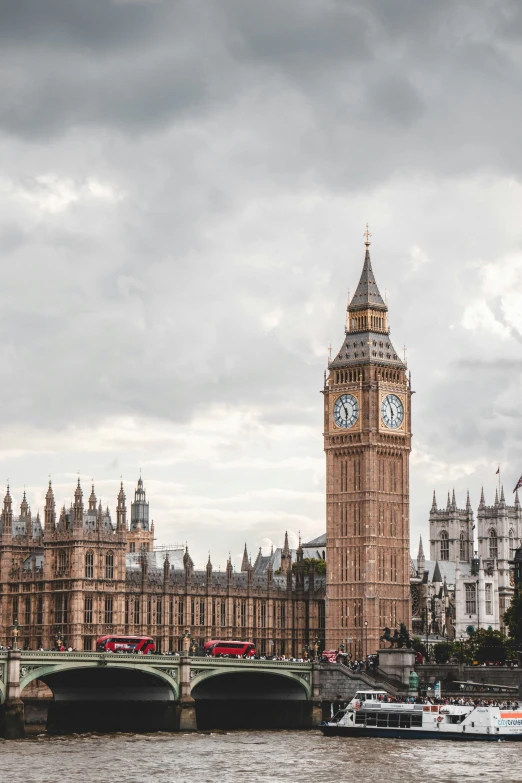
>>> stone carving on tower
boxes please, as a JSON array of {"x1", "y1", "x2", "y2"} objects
[{"x1": 323, "y1": 228, "x2": 412, "y2": 656}]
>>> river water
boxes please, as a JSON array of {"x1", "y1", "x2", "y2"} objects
[{"x1": 0, "y1": 731, "x2": 519, "y2": 783}]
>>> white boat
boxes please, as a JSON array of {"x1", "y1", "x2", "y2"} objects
[{"x1": 320, "y1": 689, "x2": 522, "y2": 741}]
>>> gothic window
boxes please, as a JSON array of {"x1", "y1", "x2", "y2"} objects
[
  {"x1": 157, "y1": 599, "x2": 163, "y2": 625},
  {"x1": 148, "y1": 599, "x2": 153, "y2": 625},
  {"x1": 125, "y1": 599, "x2": 129, "y2": 626},
  {"x1": 440, "y1": 531, "x2": 449, "y2": 561},
  {"x1": 261, "y1": 601, "x2": 266, "y2": 628},
  {"x1": 465, "y1": 584, "x2": 476, "y2": 614},
  {"x1": 509, "y1": 529, "x2": 515, "y2": 558},
  {"x1": 129, "y1": 542, "x2": 136, "y2": 553},
  {"x1": 58, "y1": 549, "x2": 67, "y2": 572},
  {"x1": 485, "y1": 583, "x2": 493, "y2": 615},
  {"x1": 85, "y1": 551, "x2": 94, "y2": 578},
  {"x1": 220, "y1": 601, "x2": 226, "y2": 627},
  {"x1": 37, "y1": 595, "x2": 43, "y2": 625},
  {"x1": 55, "y1": 594, "x2": 68, "y2": 625},
  {"x1": 84, "y1": 596, "x2": 93, "y2": 624},
  {"x1": 105, "y1": 551, "x2": 114, "y2": 580},
  {"x1": 24, "y1": 596, "x2": 31, "y2": 624},
  {"x1": 199, "y1": 599, "x2": 204, "y2": 626},
  {"x1": 134, "y1": 598, "x2": 140, "y2": 625},
  {"x1": 489, "y1": 529, "x2": 498, "y2": 559},
  {"x1": 460, "y1": 532, "x2": 466, "y2": 562},
  {"x1": 104, "y1": 596, "x2": 113, "y2": 625},
  {"x1": 241, "y1": 601, "x2": 247, "y2": 628}
]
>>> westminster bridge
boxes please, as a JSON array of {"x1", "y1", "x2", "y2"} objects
[{"x1": 0, "y1": 649, "x2": 401, "y2": 737}]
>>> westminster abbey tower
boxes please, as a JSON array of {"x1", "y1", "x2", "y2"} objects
[{"x1": 324, "y1": 231, "x2": 412, "y2": 655}]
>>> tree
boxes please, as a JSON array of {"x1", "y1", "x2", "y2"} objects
[
  {"x1": 291, "y1": 558, "x2": 326, "y2": 576},
  {"x1": 504, "y1": 592, "x2": 522, "y2": 655},
  {"x1": 433, "y1": 641, "x2": 452, "y2": 664},
  {"x1": 469, "y1": 628, "x2": 510, "y2": 665}
]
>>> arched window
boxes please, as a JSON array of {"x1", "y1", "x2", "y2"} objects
[
  {"x1": 440, "y1": 531, "x2": 449, "y2": 561},
  {"x1": 85, "y1": 551, "x2": 94, "y2": 579},
  {"x1": 489, "y1": 529, "x2": 498, "y2": 559},
  {"x1": 459, "y1": 532, "x2": 466, "y2": 562},
  {"x1": 105, "y1": 551, "x2": 114, "y2": 580},
  {"x1": 509, "y1": 529, "x2": 515, "y2": 558}
]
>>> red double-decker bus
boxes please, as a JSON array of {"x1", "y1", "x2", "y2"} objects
[
  {"x1": 96, "y1": 635, "x2": 155, "y2": 654},
  {"x1": 204, "y1": 639, "x2": 256, "y2": 657}
]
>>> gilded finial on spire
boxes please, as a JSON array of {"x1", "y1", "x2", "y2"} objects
[{"x1": 364, "y1": 222, "x2": 372, "y2": 247}]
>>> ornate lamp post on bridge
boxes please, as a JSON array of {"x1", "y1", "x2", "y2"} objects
[{"x1": 10, "y1": 620, "x2": 21, "y2": 651}]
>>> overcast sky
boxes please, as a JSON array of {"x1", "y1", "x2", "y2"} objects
[{"x1": 1, "y1": 0, "x2": 522, "y2": 568}]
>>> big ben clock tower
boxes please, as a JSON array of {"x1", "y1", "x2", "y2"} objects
[{"x1": 324, "y1": 228, "x2": 412, "y2": 656}]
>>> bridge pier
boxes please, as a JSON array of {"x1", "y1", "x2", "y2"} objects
[
  {"x1": 0, "y1": 650, "x2": 25, "y2": 739},
  {"x1": 177, "y1": 653, "x2": 197, "y2": 731},
  {"x1": 311, "y1": 664, "x2": 322, "y2": 726}
]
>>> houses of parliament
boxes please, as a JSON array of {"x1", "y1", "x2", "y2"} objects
[
  {"x1": 0, "y1": 475, "x2": 326, "y2": 654},
  {"x1": 4, "y1": 233, "x2": 509, "y2": 658}
]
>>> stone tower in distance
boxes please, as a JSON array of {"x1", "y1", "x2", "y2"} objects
[{"x1": 323, "y1": 228, "x2": 412, "y2": 657}]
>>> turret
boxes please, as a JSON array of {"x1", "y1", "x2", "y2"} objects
[
  {"x1": 280, "y1": 530, "x2": 292, "y2": 574},
  {"x1": 88, "y1": 484, "x2": 97, "y2": 512},
  {"x1": 73, "y1": 478, "x2": 83, "y2": 527},
  {"x1": 116, "y1": 481, "x2": 127, "y2": 530},
  {"x1": 44, "y1": 480, "x2": 56, "y2": 535}
]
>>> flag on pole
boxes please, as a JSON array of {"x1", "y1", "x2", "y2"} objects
[
  {"x1": 496, "y1": 466, "x2": 500, "y2": 475},
  {"x1": 514, "y1": 474, "x2": 522, "y2": 493}
]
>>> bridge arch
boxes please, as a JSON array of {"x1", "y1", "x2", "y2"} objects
[
  {"x1": 190, "y1": 666, "x2": 311, "y2": 700},
  {"x1": 20, "y1": 661, "x2": 179, "y2": 700}
]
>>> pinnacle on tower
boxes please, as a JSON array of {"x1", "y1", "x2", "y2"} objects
[
  {"x1": 446, "y1": 492, "x2": 451, "y2": 509},
  {"x1": 500, "y1": 485, "x2": 505, "y2": 504},
  {"x1": 432, "y1": 561, "x2": 442, "y2": 584},
  {"x1": 479, "y1": 487, "x2": 485, "y2": 508},
  {"x1": 206, "y1": 552, "x2": 212, "y2": 571},
  {"x1": 417, "y1": 535, "x2": 425, "y2": 560},
  {"x1": 431, "y1": 490, "x2": 437, "y2": 512},
  {"x1": 495, "y1": 488, "x2": 499, "y2": 505},
  {"x1": 348, "y1": 235, "x2": 387, "y2": 311},
  {"x1": 329, "y1": 231, "x2": 405, "y2": 369},
  {"x1": 451, "y1": 488, "x2": 456, "y2": 508},
  {"x1": 241, "y1": 543, "x2": 249, "y2": 572},
  {"x1": 283, "y1": 530, "x2": 290, "y2": 555},
  {"x1": 466, "y1": 490, "x2": 471, "y2": 510},
  {"x1": 515, "y1": 490, "x2": 520, "y2": 508}
]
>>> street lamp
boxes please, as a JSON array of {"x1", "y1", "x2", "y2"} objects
[
  {"x1": 364, "y1": 621, "x2": 368, "y2": 660},
  {"x1": 182, "y1": 628, "x2": 191, "y2": 654},
  {"x1": 10, "y1": 620, "x2": 21, "y2": 651}
]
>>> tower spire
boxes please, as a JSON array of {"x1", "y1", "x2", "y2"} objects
[
  {"x1": 431, "y1": 490, "x2": 437, "y2": 511},
  {"x1": 241, "y1": 543, "x2": 249, "y2": 572}
]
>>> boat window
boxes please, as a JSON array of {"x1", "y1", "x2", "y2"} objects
[
  {"x1": 377, "y1": 714, "x2": 388, "y2": 727},
  {"x1": 388, "y1": 714, "x2": 400, "y2": 727}
]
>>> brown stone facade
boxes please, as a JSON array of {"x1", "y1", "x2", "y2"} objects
[
  {"x1": 0, "y1": 479, "x2": 325, "y2": 656},
  {"x1": 324, "y1": 239, "x2": 412, "y2": 656}
]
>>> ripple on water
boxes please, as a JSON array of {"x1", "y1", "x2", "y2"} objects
[{"x1": 0, "y1": 731, "x2": 519, "y2": 783}]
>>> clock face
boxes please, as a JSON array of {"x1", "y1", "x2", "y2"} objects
[
  {"x1": 381, "y1": 394, "x2": 404, "y2": 429},
  {"x1": 333, "y1": 394, "x2": 359, "y2": 429}
]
